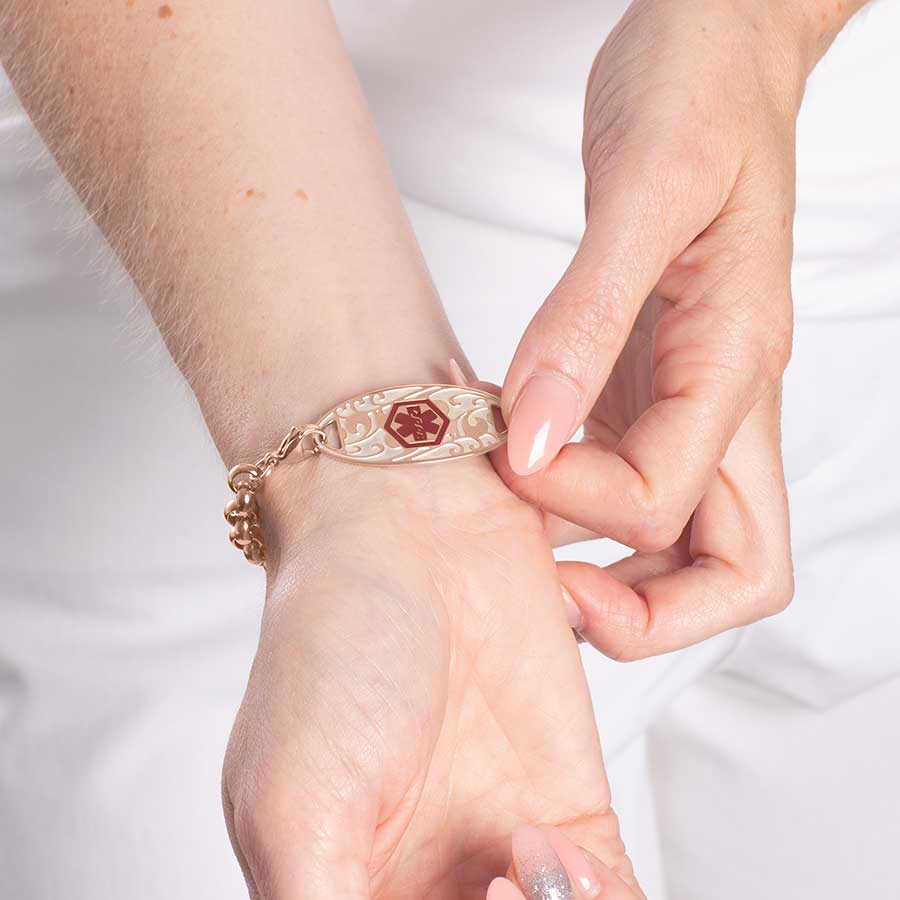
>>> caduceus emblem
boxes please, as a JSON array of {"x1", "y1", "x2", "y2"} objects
[{"x1": 385, "y1": 400, "x2": 450, "y2": 447}]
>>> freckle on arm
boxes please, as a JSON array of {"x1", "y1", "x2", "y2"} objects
[{"x1": 158, "y1": 4, "x2": 173, "y2": 19}]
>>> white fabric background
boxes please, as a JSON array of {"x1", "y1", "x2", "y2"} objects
[{"x1": 2, "y1": 2, "x2": 899, "y2": 897}]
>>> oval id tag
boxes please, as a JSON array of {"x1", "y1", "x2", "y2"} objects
[{"x1": 315, "y1": 384, "x2": 507, "y2": 466}]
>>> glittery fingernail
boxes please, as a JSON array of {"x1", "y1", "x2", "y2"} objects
[
  {"x1": 513, "y1": 824, "x2": 573, "y2": 900},
  {"x1": 541, "y1": 826, "x2": 606, "y2": 899}
]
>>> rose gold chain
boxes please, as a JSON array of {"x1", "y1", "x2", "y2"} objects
[{"x1": 224, "y1": 424, "x2": 326, "y2": 566}]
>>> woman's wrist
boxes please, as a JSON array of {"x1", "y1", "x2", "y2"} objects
[
  {"x1": 216, "y1": 323, "x2": 490, "y2": 570},
  {"x1": 199, "y1": 291, "x2": 463, "y2": 469},
  {"x1": 257, "y1": 435, "x2": 507, "y2": 578}
]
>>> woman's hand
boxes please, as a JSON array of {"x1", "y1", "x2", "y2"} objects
[
  {"x1": 557, "y1": 356, "x2": 792, "y2": 660},
  {"x1": 493, "y1": 0, "x2": 854, "y2": 656},
  {"x1": 222, "y1": 459, "x2": 640, "y2": 900}
]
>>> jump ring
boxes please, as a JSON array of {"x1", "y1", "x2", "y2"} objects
[{"x1": 227, "y1": 463, "x2": 261, "y2": 493}]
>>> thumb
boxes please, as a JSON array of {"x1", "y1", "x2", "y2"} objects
[{"x1": 502, "y1": 162, "x2": 712, "y2": 477}]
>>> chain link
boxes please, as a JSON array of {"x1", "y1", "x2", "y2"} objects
[{"x1": 224, "y1": 424, "x2": 326, "y2": 566}]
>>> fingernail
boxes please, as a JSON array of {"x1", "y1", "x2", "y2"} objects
[
  {"x1": 541, "y1": 827, "x2": 607, "y2": 900},
  {"x1": 507, "y1": 374, "x2": 579, "y2": 476},
  {"x1": 513, "y1": 824, "x2": 573, "y2": 900},
  {"x1": 561, "y1": 586, "x2": 584, "y2": 631},
  {"x1": 448, "y1": 357, "x2": 469, "y2": 387}
]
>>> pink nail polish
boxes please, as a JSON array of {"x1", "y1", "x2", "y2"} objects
[
  {"x1": 513, "y1": 825, "x2": 573, "y2": 900},
  {"x1": 507, "y1": 374, "x2": 579, "y2": 476}
]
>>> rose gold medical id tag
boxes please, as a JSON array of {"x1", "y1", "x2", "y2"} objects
[{"x1": 315, "y1": 384, "x2": 507, "y2": 466}]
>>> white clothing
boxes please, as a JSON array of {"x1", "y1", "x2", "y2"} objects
[{"x1": 1, "y1": 2, "x2": 899, "y2": 898}]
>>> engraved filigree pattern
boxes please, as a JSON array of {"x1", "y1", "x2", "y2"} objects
[{"x1": 319, "y1": 385, "x2": 507, "y2": 466}]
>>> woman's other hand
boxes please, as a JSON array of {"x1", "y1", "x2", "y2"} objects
[{"x1": 495, "y1": 0, "x2": 864, "y2": 657}]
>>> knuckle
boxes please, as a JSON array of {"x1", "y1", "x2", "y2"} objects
[
  {"x1": 751, "y1": 302, "x2": 793, "y2": 384},
  {"x1": 223, "y1": 745, "x2": 290, "y2": 855},
  {"x1": 768, "y1": 571, "x2": 795, "y2": 616},
  {"x1": 632, "y1": 525, "x2": 682, "y2": 555},
  {"x1": 753, "y1": 564, "x2": 795, "y2": 617},
  {"x1": 764, "y1": 321, "x2": 794, "y2": 381},
  {"x1": 229, "y1": 775, "x2": 311, "y2": 868},
  {"x1": 231, "y1": 786, "x2": 273, "y2": 851},
  {"x1": 626, "y1": 487, "x2": 685, "y2": 553}
]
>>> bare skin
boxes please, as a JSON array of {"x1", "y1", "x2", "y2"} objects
[
  {"x1": 0, "y1": 0, "x2": 459, "y2": 462},
  {"x1": 497, "y1": 0, "x2": 868, "y2": 658},
  {"x1": 0, "y1": 0, "x2": 869, "y2": 896},
  {"x1": 1, "y1": 2, "x2": 636, "y2": 897}
]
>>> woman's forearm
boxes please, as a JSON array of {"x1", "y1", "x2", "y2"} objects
[{"x1": 1, "y1": 0, "x2": 460, "y2": 465}]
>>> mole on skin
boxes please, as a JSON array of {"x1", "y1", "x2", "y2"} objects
[{"x1": 158, "y1": 4, "x2": 173, "y2": 18}]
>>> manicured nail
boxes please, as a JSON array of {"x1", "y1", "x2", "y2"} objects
[
  {"x1": 448, "y1": 358, "x2": 468, "y2": 387},
  {"x1": 507, "y1": 374, "x2": 579, "y2": 476},
  {"x1": 541, "y1": 827, "x2": 607, "y2": 900},
  {"x1": 561, "y1": 586, "x2": 584, "y2": 631},
  {"x1": 513, "y1": 824, "x2": 573, "y2": 900}
]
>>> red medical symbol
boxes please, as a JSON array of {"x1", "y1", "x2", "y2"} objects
[{"x1": 385, "y1": 399, "x2": 449, "y2": 448}]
